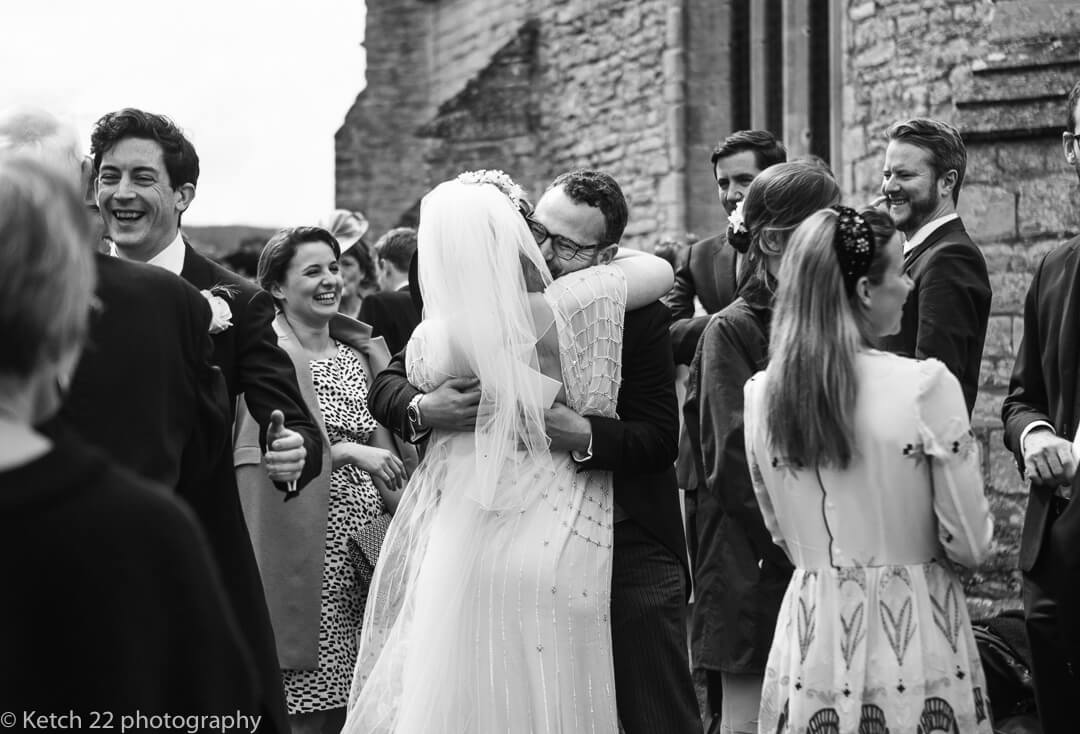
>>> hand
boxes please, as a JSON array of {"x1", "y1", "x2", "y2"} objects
[
  {"x1": 333, "y1": 442, "x2": 408, "y2": 490},
  {"x1": 419, "y1": 377, "x2": 482, "y2": 432},
  {"x1": 544, "y1": 402, "x2": 592, "y2": 453},
  {"x1": 868, "y1": 194, "x2": 888, "y2": 211},
  {"x1": 264, "y1": 409, "x2": 306, "y2": 485},
  {"x1": 1023, "y1": 428, "x2": 1077, "y2": 486}
]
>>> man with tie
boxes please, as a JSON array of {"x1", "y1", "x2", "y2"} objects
[{"x1": 879, "y1": 117, "x2": 991, "y2": 415}]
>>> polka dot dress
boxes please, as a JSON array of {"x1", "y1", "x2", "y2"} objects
[{"x1": 282, "y1": 341, "x2": 386, "y2": 714}]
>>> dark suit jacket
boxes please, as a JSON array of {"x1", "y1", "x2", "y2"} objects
[
  {"x1": 880, "y1": 218, "x2": 991, "y2": 415},
  {"x1": 49, "y1": 255, "x2": 289, "y2": 730},
  {"x1": 1002, "y1": 235, "x2": 1080, "y2": 669},
  {"x1": 1, "y1": 436, "x2": 260, "y2": 717},
  {"x1": 368, "y1": 301, "x2": 687, "y2": 582},
  {"x1": 357, "y1": 283, "x2": 421, "y2": 356},
  {"x1": 662, "y1": 232, "x2": 739, "y2": 365},
  {"x1": 1002, "y1": 236, "x2": 1080, "y2": 573},
  {"x1": 179, "y1": 242, "x2": 322, "y2": 484},
  {"x1": 56, "y1": 254, "x2": 229, "y2": 494}
]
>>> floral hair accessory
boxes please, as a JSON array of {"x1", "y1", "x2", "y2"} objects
[
  {"x1": 831, "y1": 205, "x2": 875, "y2": 295},
  {"x1": 456, "y1": 169, "x2": 529, "y2": 212},
  {"x1": 726, "y1": 200, "x2": 751, "y2": 253}
]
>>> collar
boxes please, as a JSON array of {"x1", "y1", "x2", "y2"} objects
[
  {"x1": 903, "y1": 213, "x2": 959, "y2": 255},
  {"x1": 109, "y1": 230, "x2": 186, "y2": 275}
]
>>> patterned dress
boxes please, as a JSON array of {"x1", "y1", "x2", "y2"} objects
[
  {"x1": 743, "y1": 352, "x2": 994, "y2": 734},
  {"x1": 282, "y1": 342, "x2": 386, "y2": 714}
]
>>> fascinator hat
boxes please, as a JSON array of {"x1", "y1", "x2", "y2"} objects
[{"x1": 319, "y1": 209, "x2": 370, "y2": 254}]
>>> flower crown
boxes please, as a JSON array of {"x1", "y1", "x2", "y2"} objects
[
  {"x1": 456, "y1": 169, "x2": 529, "y2": 211},
  {"x1": 726, "y1": 200, "x2": 752, "y2": 253}
]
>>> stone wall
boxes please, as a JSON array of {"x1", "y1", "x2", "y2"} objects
[
  {"x1": 843, "y1": 0, "x2": 1080, "y2": 614},
  {"x1": 339, "y1": 0, "x2": 1080, "y2": 615},
  {"x1": 337, "y1": 0, "x2": 691, "y2": 250}
]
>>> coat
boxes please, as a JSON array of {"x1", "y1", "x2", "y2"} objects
[
  {"x1": 685, "y1": 275, "x2": 794, "y2": 673},
  {"x1": 879, "y1": 218, "x2": 991, "y2": 415},
  {"x1": 234, "y1": 312, "x2": 411, "y2": 668}
]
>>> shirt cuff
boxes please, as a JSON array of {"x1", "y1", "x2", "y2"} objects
[
  {"x1": 407, "y1": 425, "x2": 431, "y2": 444},
  {"x1": 1020, "y1": 421, "x2": 1055, "y2": 454},
  {"x1": 571, "y1": 435, "x2": 594, "y2": 463}
]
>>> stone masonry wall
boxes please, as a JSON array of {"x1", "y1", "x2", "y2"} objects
[
  {"x1": 337, "y1": 0, "x2": 687, "y2": 250},
  {"x1": 340, "y1": 0, "x2": 1080, "y2": 615},
  {"x1": 843, "y1": 0, "x2": 1080, "y2": 614}
]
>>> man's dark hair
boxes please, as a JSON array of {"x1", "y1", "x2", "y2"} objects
[
  {"x1": 1067, "y1": 80, "x2": 1080, "y2": 134},
  {"x1": 710, "y1": 130, "x2": 788, "y2": 175},
  {"x1": 373, "y1": 227, "x2": 418, "y2": 272},
  {"x1": 90, "y1": 108, "x2": 200, "y2": 189},
  {"x1": 885, "y1": 118, "x2": 967, "y2": 204},
  {"x1": 549, "y1": 169, "x2": 628, "y2": 244}
]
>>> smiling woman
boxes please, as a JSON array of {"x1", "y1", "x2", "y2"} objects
[{"x1": 234, "y1": 225, "x2": 408, "y2": 733}]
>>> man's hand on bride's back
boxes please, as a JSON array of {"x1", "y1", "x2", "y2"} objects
[{"x1": 420, "y1": 376, "x2": 482, "y2": 431}]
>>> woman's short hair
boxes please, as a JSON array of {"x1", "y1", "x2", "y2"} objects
[
  {"x1": 741, "y1": 160, "x2": 841, "y2": 280},
  {"x1": 0, "y1": 157, "x2": 95, "y2": 377},
  {"x1": 764, "y1": 207, "x2": 898, "y2": 469},
  {"x1": 257, "y1": 226, "x2": 341, "y2": 307}
]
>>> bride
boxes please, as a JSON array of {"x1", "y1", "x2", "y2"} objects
[{"x1": 343, "y1": 172, "x2": 673, "y2": 733}]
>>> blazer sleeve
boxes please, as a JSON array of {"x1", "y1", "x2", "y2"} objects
[
  {"x1": 912, "y1": 242, "x2": 991, "y2": 414},
  {"x1": 235, "y1": 289, "x2": 323, "y2": 489},
  {"x1": 697, "y1": 314, "x2": 789, "y2": 570},
  {"x1": 367, "y1": 348, "x2": 423, "y2": 442},
  {"x1": 670, "y1": 314, "x2": 712, "y2": 366},
  {"x1": 662, "y1": 249, "x2": 697, "y2": 322},
  {"x1": 1002, "y1": 253, "x2": 1053, "y2": 468},
  {"x1": 581, "y1": 301, "x2": 679, "y2": 473}
]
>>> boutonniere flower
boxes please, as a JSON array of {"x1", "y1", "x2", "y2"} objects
[
  {"x1": 726, "y1": 200, "x2": 752, "y2": 254},
  {"x1": 200, "y1": 284, "x2": 236, "y2": 334}
]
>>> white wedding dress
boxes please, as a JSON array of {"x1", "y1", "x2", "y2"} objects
[{"x1": 343, "y1": 248, "x2": 627, "y2": 730}]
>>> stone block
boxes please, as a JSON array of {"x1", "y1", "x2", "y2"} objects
[
  {"x1": 1018, "y1": 176, "x2": 1080, "y2": 239},
  {"x1": 982, "y1": 315, "x2": 1013, "y2": 361},
  {"x1": 964, "y1": 144, "x2": 998, "y2": 183},
  {"x1": 989, "y1": 270, "x2": 1034, "y2": 316},
  {"x1": 987, "y1": 428, "x2": 1025, "y2": 496},
  {"x1": 855, "y1": 39, "x2": 897, "y2": 69},
  {"x1": 972, "y1": 389, "x2": 1003, "y2": 432},
  {"x1": 850, "y1": 2, "x2": 877, "y2": 23},
  {"x1": 959, "y1": 184, "x2": 1016, "y2": 242}
]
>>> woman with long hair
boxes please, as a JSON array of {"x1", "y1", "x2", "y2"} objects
[
  {"x1": 744, "y1": 207, "x2": 992, "y2": 732},
  {"x1": 686, "y1": 159, "x2": 841, "y2": 733}
]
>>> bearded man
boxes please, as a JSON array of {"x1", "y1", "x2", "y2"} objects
[{"x1": 879, "y1": 118, "x2": 991, "y2": 415}]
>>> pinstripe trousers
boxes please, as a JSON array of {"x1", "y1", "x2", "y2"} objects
[{"x1": 611, "y1": 518, "x2": 702, "y2": 733}]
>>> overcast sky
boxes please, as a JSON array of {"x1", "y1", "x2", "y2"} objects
[{"x1": 0, "y1": 0, "x2": 367, "y2": 227}]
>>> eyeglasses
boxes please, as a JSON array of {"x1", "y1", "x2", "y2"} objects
[{"x1": 522, "y1": 210, "x2": 606, "y2": 261}]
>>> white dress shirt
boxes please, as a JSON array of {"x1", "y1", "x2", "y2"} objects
[
  {"x1": 111, "y1": 231, "x2": 186, "y2": 275},
  {"x1": 902, "y1": 212, "x2": 959, "y2": 256}
]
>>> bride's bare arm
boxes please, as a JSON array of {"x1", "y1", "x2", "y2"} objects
[{"x1": 611, "y1": 248, "x2": 675, "y2": 309}]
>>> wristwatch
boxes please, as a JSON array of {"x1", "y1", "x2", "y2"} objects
[{"x1": 406, "y1": 393, "x2": 425, "y2": 431}]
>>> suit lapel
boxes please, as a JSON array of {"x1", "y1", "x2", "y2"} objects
[
  {"x1": 902, "y1": 218, "x2": 965, "y2": 271},
  {"x1": 179, "y1": 238, "x2": 214, "y2": 290}
]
